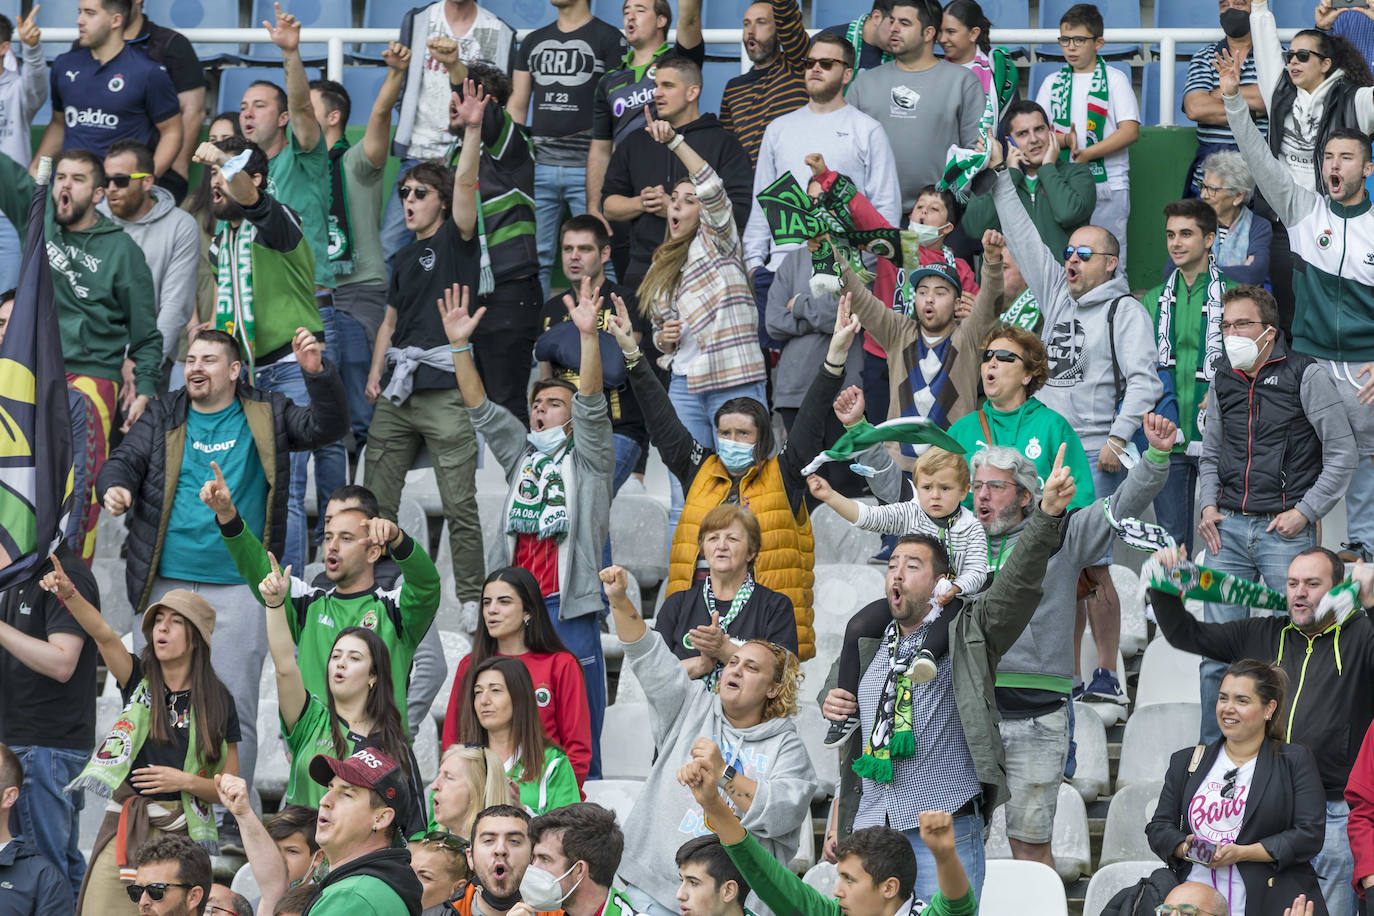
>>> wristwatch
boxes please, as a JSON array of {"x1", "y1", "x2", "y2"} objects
[{"x1": 718, "y1": 764, "x2": 739, "y2": 789}]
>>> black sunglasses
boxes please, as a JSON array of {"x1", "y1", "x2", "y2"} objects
[
  {"x1": 1284, "y1": 48, "x2": 1330, "y2": 64},
  {"x1": 106, "y1": 171, "x2": 151, "y2": 188},
  {"x1": 126, "y1": 883, "x2": 194, "y2": 903},
  {"x1": 803, "y1": 57, "x2": 846, "y2": 71},
  {"x1": 982, "y1": 348, "x2": 1023, "y2": 364},
  {"x1": 1220, "y1": 767, "x2": 1239, "y2": 800},
  {"x1": 1062, "y1": 244, "x2": 1112, "y2": 262},
  {"x1": 423, "y1": 829, "x2": 470, "y2": 852},
  {"x1": 398, "y1": 186, "x2": 431, "y2": 200}
]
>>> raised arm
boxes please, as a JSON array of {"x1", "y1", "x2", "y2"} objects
[
  {"x1": 217, "y1": 774, "x2": 288, "y2": 916},
  {"x1": 986, "y1": 140, "x2": 1069, "y2": 311},
  {"x1": 600, "y1": 565, "x2": 646, "y2": 643},
  {"x1": 449, "y1": 79, "x2": 487, "y2": 240},
  {"x1": 437, "y1": 283, "x2": 489, "y2": 408},
  {"x1": 563, "y1": 277, "x2": 604, "y2": 395},
  {"x1": 1250, "y1": 0, "x2": 1284, "y2": 109},
  {"x1": 676, "y1": 0, "x2": 702, "y2": 52},
  {"x1": 40, "y1": 554, "x2": 132, "y2": 688},
  {"x1": 364, "y1": 44, "x2": 411, "y2": 169},
  {"x1": 259, "y1": 550, "x2": 308, "y2": 733},
  {"x1": 265, "y1": 2, "x2": 321, "y2": 151}
]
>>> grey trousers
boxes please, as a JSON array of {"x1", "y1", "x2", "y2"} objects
[{"x1": 408, "y1": 621, "x2": 447, "y2": 736}]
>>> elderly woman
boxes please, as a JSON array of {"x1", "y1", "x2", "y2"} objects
[{"x1": 1176, "y1": 150, "x2": 1273, "y2": 287}]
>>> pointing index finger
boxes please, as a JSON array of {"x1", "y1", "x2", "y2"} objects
[
  {"x1": 211, "y1": 460, "x2": 226, "y2": 486},
  {"x1": 1051, "y1": 442, "x2": 1067, "y2": 474},
  {"x1": 267, "y1": 550, "x2": 281, "y2": 577}
]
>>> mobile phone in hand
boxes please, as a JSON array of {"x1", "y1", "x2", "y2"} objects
[
  {"x1": 1186, "y1": 836, "x2": 1219, "y2": 866},
  {"x1": 1333, "y1": 0, "x2": 1365, "y2": 10}
]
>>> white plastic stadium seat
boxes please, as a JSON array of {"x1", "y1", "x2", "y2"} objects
[
  {"x1": 1111, "y1": 564, "x2": 1147, "y2": 657},
  {"x1": 808, "y1": 564, "x2": 886, "y2": 686},
  {"x1": 1116, "y1": 704, "x2": 1202, "y2": 789},
  {"x1": 610, "y1": 493, "x2": 670, "y2": 587},
  {"x1": 1069, "y1": 701, "x2": 1110, "y2": 802},
  {"x1": 93, "y1": 510, "x2": 128, "y2": 558},
  {"x1": 795, "y1": 705, "x2": 840, "y2": 801},
  {"x1": 985, "y1": 784, "x2": 1090, "y2": 882},
  {"x1": 397, "y1": 496, "x2": 429, "y2": 554},
  {"x1": 414, "y1": 720, "x2": 440, "y2": 783},
  {"x1": 979, "y1": 860, "x2": 1068, "y2": 916},
  {"x1": 599, "y1": 703, "x2": 655, "y2": 779},
  {"x1": 1135, "y1": 639, "x2": 1203, "y2": 709},
  {"x1": 1083, "y1": 861, "x2": 1161, "y2": 916},
  {"x1": 582, "y1": 778, "x2": 643, "y2": 824},
  {"x1": 428, "y1": 630, "x2": 473, "y2": 724},
  {"x1": 91, "y1": 558, "x2": 134, "y2": 637},
  {"x1": 230, "y1": 862, "x2": 262, "y2": 902},
  {"x1": 1099, "y1": 780, "x2": 1165, "y2": 867},
  {"x1": 802, "y1": 862, "x2": 837, "y2": 897},
  {"x1": 809, "y1": 503, "x2": 881, "y2": 568},
  {"x1": 254, "y1": 698, "x2": 289, "y2": 802}
]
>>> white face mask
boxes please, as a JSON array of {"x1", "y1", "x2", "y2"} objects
[
  {"x1": 909, "y1": 222, "x2": 945, "y2": 246},
  {"x1": 519, "y1": 862, "x2": 583, "y2": 910},
  {"x1": 1225, "y1": 328, "x2": 1271, "y2": 372},
  {"x1": 527, "y1": 424, "x2": 569, "y2": 456}
]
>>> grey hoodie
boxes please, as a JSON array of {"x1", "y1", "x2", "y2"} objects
[
  {"x1": 98, "y1": 185, "x2": 201, "y2": 364},
  {"x1": 991, "y1": 171, "x2": 1162, "y2": 453},
  {"x1": 618, "y1": 633, "x2": 818, "y2": 911},
  {"x1": 991, "y1": 447, "x2": 1169, "y2": 697},
  {"x1": 0, "y1": 43, "x2": 46, "y2": 165}
]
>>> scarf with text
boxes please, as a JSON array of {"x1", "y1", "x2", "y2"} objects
[
  {"x1": 999, "y1": 288, "x2": 1041, "y2": 331},
  {"x1": 214, "y1": 221, "x2": 257, "y2": 373},
  {"x1": 1156, "y1": 255, "x2": 1226, "y2": 382},
  {"x1": 507, "y1": 445, "x2": 571, "y2": 542},
  {"x1": 327, "y1": 138, "x2": 355, "y2": 276},
  {"x1": 1050, "y1": 58, "x2": 1109, "y2": 183}
]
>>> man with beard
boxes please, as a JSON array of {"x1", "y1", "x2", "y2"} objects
[
  {"x1": 128, "y1": 835, "x2": 213, "y2": 916},
  {"x1": 0, "y1": 147, "x2": 160, "y2": 558},
  {"x1": 435, "y1": 805, "x2": 558, "y2": 916},
  {"x1": 1150, "y1": 546, "x2": 1374, "y2": 916},
  {"x1": 719, "y1": 0, "x2": 810, "y2": 167},
  {"x1": 303, "y1": 748, "x2": 424, "y2": 916},
  {"x1": 742, "y1": 32, "x2": 901, "y2": 344},
  {"x1": 966, "y1": 414, "x2": 1175, "y2": 871},
  {"x1": 98, "y1": 139, "x2": 199, "y2": 390},
  {"x1": 820, "y1": 445, "x2": 1077, "y2": 901},
  {"x1": 97, "y1": 328, "x2": 347, "y2": 799}
]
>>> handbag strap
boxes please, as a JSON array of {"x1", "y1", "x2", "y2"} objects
[
  {"x1": 978, "y1": 409, "x2": 993, "y2": 445},
  {"x1": 1179, "y1": 744, "x2": 1207, "y2": 831}
]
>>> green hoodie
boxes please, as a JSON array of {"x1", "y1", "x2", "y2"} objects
[
  {"x1": 946, "y1": 397, "x2": 1096, "y2": 510},
  {"x1": 0, "y1": 152, "x2": 161, "y2": 395}
]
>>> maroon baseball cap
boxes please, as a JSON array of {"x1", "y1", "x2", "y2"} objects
[{"x1": 310, "y1": 748, "x2": 414, "y2": 832}]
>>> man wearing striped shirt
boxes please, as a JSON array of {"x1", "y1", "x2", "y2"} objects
[
  {"x1": 1181, "y1": 0, "x2": 1270, "y2": 194},
  {"x1": 720, "y1": 0, "x2": 810, "y2": 167}
]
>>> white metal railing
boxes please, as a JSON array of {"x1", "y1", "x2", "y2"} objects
[{"x1": 38, "y1": 27, "x2": 1301, "y2": 128}]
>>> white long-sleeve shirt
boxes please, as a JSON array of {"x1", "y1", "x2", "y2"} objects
[
  {"x1": 0, "y1": 42, "x2": 47, "y2": 165},
  {"x1": 854, "y1": 501, "x2": 990, "y2": 598},
  {"x1": 742, "y1": 102, "x2": 902, "y2": 273}
]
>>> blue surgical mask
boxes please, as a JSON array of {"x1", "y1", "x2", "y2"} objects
[
  {"x1": 527, "y1": 425, "x2": 569, "y2": 455},
  {"x1": 716, "y1": 437, "x2": 756, "y2": 473}
]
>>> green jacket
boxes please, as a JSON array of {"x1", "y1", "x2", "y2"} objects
[
  {"x1": 0, "y1": 151, "x2": 161, "y2": 394},
  {"x1": 821, "y1": 506, "x2": 1069, "y2": 836},
  {"x1": 946, "y1": 397, "x2": 1096, "y2": 511},
  {"x1": 1142, "y1": 271, "x2": 1236, "y2": 449},
  {"x1": 725, "y1": 829, "x2": 977, "y2": 916},
  {"x1": 509, "y1": 746, "x2": 581, "y2": 815},
  {"x1": 221, "y1": 519, "x2": 441, "y2": 724},
  {"x1": 960, "y1": 161, "x2": 1097, "y2": 255}
]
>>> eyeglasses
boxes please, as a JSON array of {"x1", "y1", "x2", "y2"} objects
[
  {"x1": 1062, "y1": 245, "x2": 1113, "y2": 261},
  {"x1": 106, "y1": 172, "x2": 151, "y2": 188},
  {"x1": 1219, "y1": 319, "x2": 1264, "y2": 333},
  {"x1": 1284, "y1": 48, "x2": 1330, "y2": 64},
  {"x1": 803, "y1": 56, "x2": 846, "y2": 71},
  {"x1": 398, "y1": 186, "x2": 431, "y2": 200},
  {"x1": 971, "y1": 480, "x2": 1014, "y2": 493},
  {"x1": 1196, "y1": 181, "x2": 1235, "y2": 196},
  {"x1": 1057, "y1": 35, "x2": 1095, "y2": 47},
  {"x1": 1220, "y1": 766, "x2": 1239, "y2": 799},
  {"x1": 208, "y1": 906, "x2": 241, "y2": 916},
  {"x1": 982, "y1": 348, "x2": 1024, "y2": 365},
  {"x1": 422, "y1": 829, "x2": 470, "y2": 852},
  {"x1": 1156, "y1": 905, "x2": 1221, "y2": 916},
  {"x1": 126, "y1": 883, "x2": 194, "y2": 903}
]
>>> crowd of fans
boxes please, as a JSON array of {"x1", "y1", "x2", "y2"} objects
[{"x1": 6, "y1": 0, "x2": 1374, "y2": 914}]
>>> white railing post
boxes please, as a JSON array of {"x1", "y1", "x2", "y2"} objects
[
  {"x1": 1159, "y1": 35, "x2": 1177, "y2": 127},
  {"x1": 327, "y1": 36, "x2": 344, "y2": 82}
]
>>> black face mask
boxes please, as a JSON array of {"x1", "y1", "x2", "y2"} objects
[{"x1": 1220, "y1": 8, "x2": 1251, "y2": 39}]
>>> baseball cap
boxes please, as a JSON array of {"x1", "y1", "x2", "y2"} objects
[
  {"x1": 906, "y1": 262, "x2": 961, "y2": 293},
  {"x1": 310, "y1": 748, "x2": 414, "y2": 837}
]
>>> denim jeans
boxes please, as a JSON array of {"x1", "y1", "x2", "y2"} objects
[
  {"x1": 1153, "y1": 453, "x2": 1199, "y2": 555},
  {"x1": 0, "y1": 212, "x2": 20, "y2": 291},
  {"x1": 545, "y1": 593, "x2": 605, "y2": 780},
  {"x1": 10, "y1": 744, "x2": 88, "y2": 898},
  {"x1": 254, "y1": 352, "x2": 348, "y2": 572},
  {"x1": 1315, "y1": 799, "x2": 1357, "y2": 916},
  {"x1": 330, "y1": 306, "x2": 376, "y2": 454},
  {"x1": 751, "y1": 265, "x2": 781, "y2": 350},
  {"x1": 1346, "y1": 459, "x2": 1374, "y2": 548},
  {"x1": 380, "y1": 158, "x2": 419, "y2": 274},
  {"x1": 534, "y1": 163, "x2": 587, "y2": 296},
  {"x1": 902, "y1": 807, "x2": 986, "y2": 904},
  {"x1": 665, "y1": 375, "x2": 769, "y2": 532},
  {"x1": 1199, "y1": 510, "x2": 1313, "y2": 744}
]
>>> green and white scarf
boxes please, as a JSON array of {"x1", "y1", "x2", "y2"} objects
[
  {"x1": 693, "y1": 574, "x2": 756, "y2": 688},
  {"x1": 67, "y1": 680, "x2": 224, "y2": 850},
  {"x1": 507, "y1": 447, "x2": 570, "y2": 542},
  {"x1": 843, "y1": 15, "x2": 892, "y2": 95},
  {"x1": 327, "y1": 138, "x2": 355, "y2": 277},
  {"x1": 999, "y1": 288, "x2": 1042, "y2": 331},
  {"x1": 1156, "y1": 255, "x2": 1227, "y2": 382},
  {"x1": 1050, "y1": 57, "x2": 1110, "y2": 183},
  {"x1": 1141, "y1": 556, "x2": 1290, "y2": 612},
  {"x1": 939, "y1": 48, "x2": 1017, "y2": 201},
  {"x1": 214, "y1": 221, "x2": 257, "y2": 373},
  {"x1": 853, "y1": 621, "x2": 920, "y2": 783}
]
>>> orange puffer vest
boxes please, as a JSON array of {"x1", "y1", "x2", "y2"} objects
[{"x1": 666, "y1": 455, "x2": 815, "y2": 659}]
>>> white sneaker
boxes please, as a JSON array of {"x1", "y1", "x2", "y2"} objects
[
  {"x1": 458, "y1": 599, "x2": 481, "y2": 635},
  {"x1": 908, "y1": 650, "x2": 937, "y2": 685}
]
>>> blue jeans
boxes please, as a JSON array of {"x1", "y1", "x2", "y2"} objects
[
  {"x1": 330, "y1": 307, "x2": 375, "y2": 453},
  {"x1": 545, "y1": 593, "x2": 606, "y2": 781},
  {"x1": 254, "y1": 352, "x2": 348, "y2": 572},
  {"x1": 1346, "y1": 459, "x2": 1374, "y2": 547},
  {"x1": 665, "y1": 375, "x2": 769, "y2": 532},
  {"x1": 1315, "y1": 799, "x2": 1357, "y2": 916},
  {"x1": 902, "y1": 807, "x2": 986, "y2": 904},
  {"x1": 380, "y1": 158, "x2": 419, "y2": 274},
  {"x1": 0, "y1": 212, "x2": 20, "y2": 291},
  {"x1": 751, "y1": 266, "x2": 781, "y2": 350},
  {"x1": 1153, "y1": 453, "x2": 1199, "y2": 555},
  {"x1": 10, "y1": 744, "x2": 88, "y2": 899},
  {"x1": 535, "y1": 163, "x2": 587, "y2": 296},
  {"x1": 1199, "y1": 510, "x2": 1313, "y2": 743}
]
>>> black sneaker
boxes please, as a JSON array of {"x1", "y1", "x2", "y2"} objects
[
  {"x1": 908, "y1": 649, "x2": 937, "y2": 685},
  {"x1": 823, "y1": 715, "x2": 860, "y2": 748},
  {"x1": 1340, "y1": 541, "x2": 1372, "y2": 564},
  {"x1": 869, "y1": 534, "x2": 896, "y2": 565}
]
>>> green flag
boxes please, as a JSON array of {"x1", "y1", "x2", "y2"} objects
[{"x1": 801, "y1": 418, "x2": 966, "y2": 476}]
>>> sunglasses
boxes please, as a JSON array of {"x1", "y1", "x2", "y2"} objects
[
  {"x1": 398, "y1": 186, "x2": 431, "y2": 200},
  {"x1": 1220, "y1": 766, "x2": 1239, "y2": 800},
  {"x1": 803, "y1": 57, "x2": 845, "y2": 71},
  {"x1": 1283, "y1": 48, "x2": 1329, "y2": 64},
  {"x1": 106, "y1": 172, "x2": 151, "y2": 188},
  {"x1": 982, "y1": 348, "x2": 1023, "y2": 364},
  {"x1": 422, "y1": 829, "x2": 470, "y2": 852},
  {"x1": 126, "y1": 883, "x2": 193, "y2": 903},
  {"x1": 1062, "y1": 245, "x2": 1112, "y2": 262}
]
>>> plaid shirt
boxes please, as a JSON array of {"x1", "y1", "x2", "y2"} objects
[{"x1": 647, "y1": 163, "x2": 767, "y2": 394}]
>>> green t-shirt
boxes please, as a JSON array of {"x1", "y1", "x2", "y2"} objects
[
  {"x1": 508, "y1": 746, "x2": 580, "y2": 815},
  {"x1": 283, "y1": 694, "x2": 363, "y2": 808},
  {"x1": 337, "y1": 142, "x2": 387, "y2": 289},
  {"x1": 946, "y1": 397, "x2": 1097, "y2": 510},
  {"x1": 268, "y1": 127, "x2": 335, "y2": 290},
  {"x1": 1143, "y1": 271, "x2": 1236, "y2": 450},
  {"x1": 160, "y1": 401, "x2": 267, "y2": 582}
]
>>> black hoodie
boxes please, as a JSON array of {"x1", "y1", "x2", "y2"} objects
[
  {"x1": 601, "y1": 112, "x2": 755, "y2": 279},
  {"x1": 301, "y1": 847, "x2": 424, "y2": 916}
]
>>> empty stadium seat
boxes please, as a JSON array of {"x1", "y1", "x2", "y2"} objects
[
  {"x1": 1111, "y1": 564, "x2": 1147, "y2": 657},
  {"x1": 810, "y1": 0, "x2": 861, "y2": 29},
  {"x1": 980, "y1": 860, "x2": 1069, "y2": 915},
  {"x1": 807, "y1": 563, "x2": 885, "y2": 688},
  {"x1": 1100, "y1": 779, "x2": 1165, "y2": 867},
  {"x1": 583, "y1": 778, "x2": 644, "y2": 824},
  {"x1": 600, "y1": 702, "x2": 655, "y2": 779},
  {"x1": 428, "y1": 629, "x2": 472, "y2": 723},
  {"x1": 255, "y1": 698, "x2": 289, "y2": 801},
  {"x1": 610, "y1": 492, "x2": 670, "y2": 586},
  {"x1": 802, "y1": 861, "x2": 837, "y2": 897},
  {"x1": 810, "y1": 502, "x2": 882, "y2": 568},
  {"x1": 338, "y1": 67, "x2": 392, "y2": 127},
  {"x1": 1069, "y1": 700, "x2": 1110, "y2": 802},
  {"x1": 788, "y1": 814, "x2": 817, "y2": 874},
  {"x1": 795, "y1": 705, "x2": 840, "y2": 801},
  {"x1": 142, "y1": 0, "x2": 244, "y2": 62},
  {"x1": 1270, "y1": 0, "x2": 1319, "y2": 27},
  {"x1": 217, "y1": 66, "x2": 286, "y2": 118},
  {"x1": 92, "y1": 558, "x2": 134, "y2": 637},
  {"x1": 1035, "y1": 0, "x2": 1142, "y2": 59},
  {"x1": 94, "y1": 510, "x2": 128, "y2": 558},
  {"x1": 414, "y1": 719, "x2": 440, "y2": 782},
  {"x1": 231, "y1": 862, "x2": 262, "y2": 903},
  {"x1": 397, "y1": 495, "x2": 429, "y2": 555},
  {"x1": 1083, "y1": 861, "x2": 1162, "y2": 916},
  {"x1": 1136, "y1": 638, "x2": 1202, "y2": 708},
  {"x1": 246, "y1": 0, "x2": 355, "y2": 63},
  {"x1": 985, "y1": 783, "x2": 1091, "y2": 883},
  {"x1": 1116, "y1": 703, "x2": 1202, "y2": 788},
  {"x1": 702, "y1": 0, "x2": 758, "y2": 30},
  {"x1": 699, "y1": 54, "x2": 746, "y2": 120},
  {"x1": 1142, "y1": 60, "x2": 1194, "y2": 127}
]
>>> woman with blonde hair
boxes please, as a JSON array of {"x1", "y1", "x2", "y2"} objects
[{"x1": 428, "y1": 744, "x2": 510, "y2": 840}]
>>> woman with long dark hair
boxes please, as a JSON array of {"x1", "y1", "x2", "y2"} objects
[
  {"x1": 440, "y1": 567, "x2": 592, "y2": 783},
  {"x1": 42, "y1": 558, "x2": 239, "y2": 916},
  {"x1": 455, "y1": 656, "x2": 580, "y2": 815},
  {"x1": 1148, "y1": 654, "x2": 1327, "y2": 916},
  {"x1": 261, "y1": 545, "x2": 421, "y2": 812}
]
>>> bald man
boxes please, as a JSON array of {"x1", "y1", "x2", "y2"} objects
[{"x1": 1161, "y1": 882, "x2": 1230, "y2": 916}]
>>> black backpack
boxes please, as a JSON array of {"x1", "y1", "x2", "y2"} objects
[{"x1": 1100, "y1": 867, "x2": 1181, "y2": 916}]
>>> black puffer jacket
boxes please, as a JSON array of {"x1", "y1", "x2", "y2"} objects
[{"x1": 96, "y1": 361, "x2": 349, "y2": 612}]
